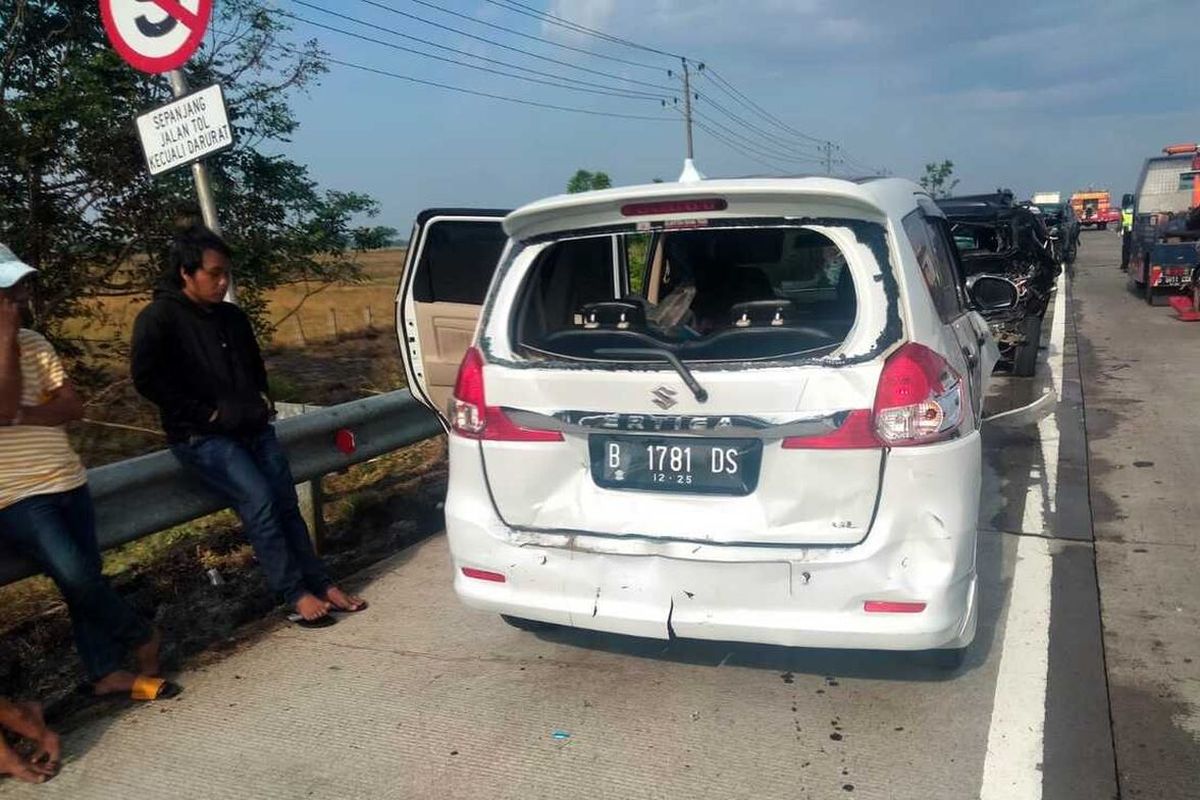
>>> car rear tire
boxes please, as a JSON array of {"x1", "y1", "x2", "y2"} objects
[
  {"x1": 1099, "y1": 222, "x2": 1108, "y2": 231},
  {"x1": 501, "y1": 614, "x2": 559, "y2": 633},
  {"x1": 1012, "y1": 314, "x2": 1042, "y2": 377},
  {"x1": 929, "y1": 646, "x2": 967, "y2": 671}
]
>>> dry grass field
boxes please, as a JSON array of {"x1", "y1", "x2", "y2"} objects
[{"x1": 64, "y1": 247, "x2": 407, "y2": 347}]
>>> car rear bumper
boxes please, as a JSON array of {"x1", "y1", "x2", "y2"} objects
[{"x1": 444, "y1": 433, "x2": 981, "y2": 651}]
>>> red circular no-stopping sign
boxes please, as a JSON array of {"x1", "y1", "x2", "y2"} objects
[{"x1": 100, "y1": 0, "x2": 213, "y2": 74}]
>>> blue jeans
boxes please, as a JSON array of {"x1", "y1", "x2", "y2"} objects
[
  {"x1": 171, "y1": 426, "x2": 330, "y2": 606},
  {"x1": 0, "y1": 486, "x2": 153, "y2": 681}
]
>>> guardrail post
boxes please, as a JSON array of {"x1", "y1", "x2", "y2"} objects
[{"x1": 274, "y1": 402, "x2": 326, "y2": 554}]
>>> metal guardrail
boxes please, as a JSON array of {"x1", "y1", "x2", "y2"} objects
[{"x1": 0, "y1": 390, "x2": 443, "y2": 588}]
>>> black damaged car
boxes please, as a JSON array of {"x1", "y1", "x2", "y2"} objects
[{"x1": 936, "y1": 191, "x2": 1061, "y2": 376}]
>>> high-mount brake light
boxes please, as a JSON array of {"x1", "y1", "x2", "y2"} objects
[
  {"x1": 620, "y1": 198, "x2": 728, "y2": 217},
  {"x1": 449, "y1": 347, "x2": 563, "y2": 442}
]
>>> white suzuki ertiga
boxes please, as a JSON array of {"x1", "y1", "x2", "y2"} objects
[{"x1": 396, "y1": 175, "x2": 1013, "y2": 666}]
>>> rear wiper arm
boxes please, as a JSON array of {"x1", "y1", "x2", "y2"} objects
[{"x1": 595, "y1": 347, "x2": 709, "y2": 403}]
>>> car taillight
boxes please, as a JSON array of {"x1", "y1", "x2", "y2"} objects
[
  {"x1": 449, "y1": 347, "x2": 563, "y2": 442},
  {"x1": 781, "y1": 410, "x2": 879, "y2": 449},
  {"x1": 781, "y1": 344, "x2": 963, "y2": 450},
  {"x1": 873, "y1": 343, "x2": 964, "y2": 447}
]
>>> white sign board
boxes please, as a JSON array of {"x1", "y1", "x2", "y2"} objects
[{"x1": 135, "y1": 83, "x2": 233, "y2": 176}]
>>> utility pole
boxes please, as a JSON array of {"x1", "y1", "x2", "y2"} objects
[
  {"x1": 822, "y1": 141, "x2": 834, "y2": 176},
  {"x1": 680, "y1": 58, "x2": 694, "y2": 160},
  {"x1": 165, "y1": 69, "x2": 236, "y2": 304}
]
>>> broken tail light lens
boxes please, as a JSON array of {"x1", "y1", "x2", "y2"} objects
[
  {"x1": 450, "y1": 347, "x2": 563, "y2": 442},
  {"x1": 872, "y1": 343, "x2": 964, "y2": 447}
]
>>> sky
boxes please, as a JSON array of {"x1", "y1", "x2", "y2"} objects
[{"x1": 246, "y1": 0, "x2": 1199, "y2": 231}]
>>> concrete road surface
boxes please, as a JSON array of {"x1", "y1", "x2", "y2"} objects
[{"x1": 6, "y1": 233, "x2": 1190, "y2": 799}]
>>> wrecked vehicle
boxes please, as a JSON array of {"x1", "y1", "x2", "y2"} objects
[
  {"x1": 1025, "y1": 200, "x2": 1079, "y2": 264},
  {"x1": 937, "y1": 192, "x2": 1061, "y2": 377},
  {"x1": 397, "y1": 174, "x2": 1016, "y2": 667}
]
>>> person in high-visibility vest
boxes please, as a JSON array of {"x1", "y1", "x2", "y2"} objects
[{"x1": 1120, "y1": 206, "x2": 1134, "y2": 269}]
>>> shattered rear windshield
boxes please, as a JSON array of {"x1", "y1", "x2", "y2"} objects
[{"x1": 509, "y1": 224, "x2": 864, "y2": 364}]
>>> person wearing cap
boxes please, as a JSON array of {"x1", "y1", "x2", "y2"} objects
[
  {"x1": 131, "y1": 225, "x2": 366, "y2": 628},
  {"x1": 0, "y1": 245, "x2": 178, "y2": 703}
]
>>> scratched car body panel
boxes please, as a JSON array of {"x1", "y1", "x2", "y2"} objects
[{"x1": 397, "y1": 176, "x2": 1001, "y2": 652}]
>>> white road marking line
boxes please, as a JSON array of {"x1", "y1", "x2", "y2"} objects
[{"x1": 980, "y1": 272, "x2": 1065, "y2": 800}]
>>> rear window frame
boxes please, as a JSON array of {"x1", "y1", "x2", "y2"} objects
[{"x1": 478, "y1": 215, "x2": 905, "y2": 373}]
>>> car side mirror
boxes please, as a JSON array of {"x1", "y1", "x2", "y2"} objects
[{"x1": 966, "y1": 274, "x2": 1019, "y2": 311}]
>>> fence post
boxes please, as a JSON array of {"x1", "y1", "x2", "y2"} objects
[
  {"x1": 363, "y1": 306, "x2": 374, "y2": 330},
  {"x1": 328, "y1": 308, "x2": 339, "y2": 341},
  {"x1": 273, "y1": 401, "x2": 325, "y2": 553}
]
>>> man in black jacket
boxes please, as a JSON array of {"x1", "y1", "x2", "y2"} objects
[{"x1": 131, "y1": 225, "x2": 365, "y2": 627}]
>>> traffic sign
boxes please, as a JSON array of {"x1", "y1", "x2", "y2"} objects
[
  {"x1": 135, "y1": 83, "x2": 232, "y2": 176},
  {"x1": 100, "y1": 0, "x2": 213, "y2": 74}
]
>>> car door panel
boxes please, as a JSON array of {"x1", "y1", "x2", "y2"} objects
[{"x1": 395, "y1": 210, "x2": 510, "y2": 426}]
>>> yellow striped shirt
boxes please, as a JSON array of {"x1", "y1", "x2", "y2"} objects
[{"x1": 0, "y1": 330, "x2": 87, "y2": 510}]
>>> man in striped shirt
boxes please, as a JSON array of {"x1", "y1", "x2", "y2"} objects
[{"x1": 0, "y1": 245, "x2": 177, "y2": 703}]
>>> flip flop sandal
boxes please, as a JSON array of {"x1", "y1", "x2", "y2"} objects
[
  {"x1": 75, "y1": 676, "x2": 182, "y2": 707},
  {"x1": 328, "y1": 600, "x2": 369, "y2": 614},
  {"x1": 287, "y1": 612, "x2": 337, "y2": 628},
  {"x1": 129, "y1": 675, "x2": 182, "y2": 701}
]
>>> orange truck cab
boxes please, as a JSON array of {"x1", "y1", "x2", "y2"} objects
[{"x1": 1070, "y1": 190, "x2": 1121, "y2": 229}]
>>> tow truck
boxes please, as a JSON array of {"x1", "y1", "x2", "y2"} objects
[{"x1": 1124, "y1": 143, "x2": 1200, "y2": 309}]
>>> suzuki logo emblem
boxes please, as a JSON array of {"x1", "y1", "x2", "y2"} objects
[{"x1": 650, "y1": 386, "x2": 678, "y2": 410}]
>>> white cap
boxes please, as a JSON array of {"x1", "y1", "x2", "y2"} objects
[{"x1": 0, "y1": 244, "x2": 36, "y2": 289}]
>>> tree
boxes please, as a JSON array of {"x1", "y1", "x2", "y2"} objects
[
  {"x1": 352, "y1": 226, "x2": 399, "y2": 251},
  {"x1": 567, "y1": 169, "x2": 612, "y2": 193},
  {"x1": 919, "y1": 160, "x2": 959, "y2": 199},
  {"x1": 0, "y1": 0, "x2": 379, "y2": 341}
]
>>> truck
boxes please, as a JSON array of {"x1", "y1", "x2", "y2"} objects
[
  {"x1": 1070, "y1": 189, "x2": 1121, "y2": 230},
  {"x1": 1124, "y1": 143, "x2": 1200, "y2": 306}
]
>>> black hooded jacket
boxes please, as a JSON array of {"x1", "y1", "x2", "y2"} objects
[{"x1": 131, "y1": 280, "x2": 272, "y2": 443}]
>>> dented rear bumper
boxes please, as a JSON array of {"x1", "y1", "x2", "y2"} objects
[{"x1": 444, "y1": 432, "x2": 981, "y2": 651}]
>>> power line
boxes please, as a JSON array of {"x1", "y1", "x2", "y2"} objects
[
  {"x1": 235, "y1": 31, "x2": 676, "y2": 121},
  {"x1": 401, "y1": 0, "x2": 664, "y2": 71},
  {"x1": 277, "y1": 8, "x2": 670, "y2": 102},
  {"x1": 701, "y1": 66, "x2": 828, "y2": 146},
  {"x1": 691, "y1": 108, "x2": 825, "y2": 165},
  {"x1": 323, "y1": 55, "x2": 675, "y2": 120},
  {"x1": 692, "y1": 119, "x2": 787, "y2": 174},
  {"x1": 699, "y1": 67, "x2": 889, "y2": 176},
  {"x1": 479, "y1": 0, "x2": 685, "y2": 60},
  {"x1": 342, "y1": 0, "x2": 677, "y2": 92},
  {"x1": 694, "y1": 91, "x2": 824, "y2": 156}
]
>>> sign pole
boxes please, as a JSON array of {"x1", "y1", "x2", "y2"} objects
[{"x1": 165, "y1": 68, "x2": 235, "y2": 304}]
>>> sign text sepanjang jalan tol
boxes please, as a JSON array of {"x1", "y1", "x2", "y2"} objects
[{"x1": 135, "y1": 84, "x2": 233, "y2": 176}]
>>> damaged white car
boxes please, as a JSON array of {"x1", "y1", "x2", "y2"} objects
[{"x1": 396, "y1": 175, "x2": 1013, "y2": 666}]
